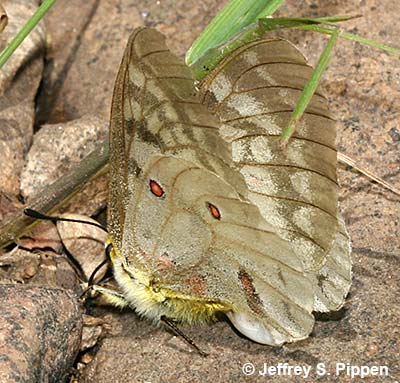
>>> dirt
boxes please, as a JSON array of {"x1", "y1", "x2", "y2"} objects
[{"x1": 0, "y1": 1, "x2": 399, "y2": 382}]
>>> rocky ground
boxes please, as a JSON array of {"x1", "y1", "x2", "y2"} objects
[{"x1": 0, "y1": 0, "x2": 399, "y2": 382}]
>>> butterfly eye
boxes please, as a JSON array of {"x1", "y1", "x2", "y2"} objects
[
  {"x1": 208, "y1": 203, "x2": 221, "y2": 220},
  {"x1": 149, "y1": 180, "x2": 164, "y2": 197}
]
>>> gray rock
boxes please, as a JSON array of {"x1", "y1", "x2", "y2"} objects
[
  {"x1": 0, "y1": 0, "x2": 45, "y2": 196},
  {"x1": 0, "y1": 285, "x2": 83, "y2": 383}
]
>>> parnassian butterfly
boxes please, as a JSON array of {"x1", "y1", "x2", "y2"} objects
[{"x1": 97, "y1": 27, "x2": 351, "y2": 346}]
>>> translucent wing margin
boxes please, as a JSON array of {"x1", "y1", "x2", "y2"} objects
[{"x1": 313, "y1": 215, "x2": 352, "y2": 312}]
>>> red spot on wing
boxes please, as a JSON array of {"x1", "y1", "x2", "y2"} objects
[
  {"x1": 208, "y1": 203, "x2": 221, "y2": 220},
  {"x1": 150, "y1": 180, "x2": 164, "y2": 197},
  {"x1": 239, "y1": 271, "x2": 255, "y2": 295},
  {"x1": 186, "y1": 274, "x2": 207, "y2": 296},
  {"x1": 157, "y1": 253, "x2": 174, "y2": 271},
  {"x1": 238, "y1": 269, "x2": 263, "y2": 315}
]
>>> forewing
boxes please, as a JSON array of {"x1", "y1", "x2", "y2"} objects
[
  {"x1": 109, "y1": 28, "x2": 191, "y2": 248},
  {"x1": 108, "y1": 28, "x2": 245, "y2": 252}
]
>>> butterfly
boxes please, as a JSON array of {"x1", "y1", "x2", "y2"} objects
[{"x1": 98, "y1": 27, "x2": 352, "y2": 346}]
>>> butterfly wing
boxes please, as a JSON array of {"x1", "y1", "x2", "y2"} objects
[
  {"x1": 200, "y1": 38, "x2": 341, "y2": 271},
  {"x1": 108, "y1": 28, "x2": 350, "y2": 345},
  {"x1": 313, "y1": 214, "x2": 352, "y2": 312},
  {"x1": 108, "y1": 28, "x2": 247, "y2": 254},
  {"x1": 199, "y1": 37, "x2": 351, "y2": 335}
]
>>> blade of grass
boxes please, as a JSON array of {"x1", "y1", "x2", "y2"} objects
[
  {"x1": 338, "y1": 152, "x2": 400, "y2": 196},
  {"x1": 185, "y1": 0, "x2": 285, "y2": 66},
  {"x1": 0, "y1": 0, "x2": 57, "y2": 69},
  {"x1": 279, "y1": 24, "x2": 400, "y2": 143},
  {"x1": 258, "y1": 15, "x2": 358, "y2": 29},
  {"x1": 298, "y1": 24, "x2": 400, "y2": 56},
  {"x1": 190, "y1": 16, "x2": 353, "y2": 80},
  {"x1": 280, "y1": 28, "x2": 339, "y2": 143}
]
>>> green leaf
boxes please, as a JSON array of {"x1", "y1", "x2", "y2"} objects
[
  {"x1": 298, "y1": 24, "x2": 400, "y2": 56},
  {"x1": 190, "y1": 16, "x2": 350, "y2": 81},
  {"x1": 185, "y1": 0, "x2": 285, "y2": 67}
]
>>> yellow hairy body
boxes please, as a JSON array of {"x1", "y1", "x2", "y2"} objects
[{"x1": 102, "y1": 240, "x2": 232, "y2": 324}]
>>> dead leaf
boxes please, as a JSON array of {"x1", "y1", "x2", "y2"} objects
[
  {"x1": 0, "y1": 247, "x2": 81, "y2": 292},
  {"x1": 17, "y1": 221, "x2": 62, "y2": 253},
  {"x1": 0, "y1": 248, "x2": 41, "y2": 283}
]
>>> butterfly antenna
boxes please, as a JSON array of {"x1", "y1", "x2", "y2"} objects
[
  {"x1": 81, "y1": 242, "x2": 115, "y2": 300},
  {"x1": 88, "y1": 258, "x2": 109, "y2": 287},
  {"x1": 160, "y1": 315, "x2": 208, "y2": 357},
  {"x1": 78, "y1": 257, "x2": 109, "y2": 301},
  {"x1": 24, "y1": 208, "x2": 110, "y2": 300},
  {"x1": 24, "y1": 208, "x2": 108, "y2": 232}
]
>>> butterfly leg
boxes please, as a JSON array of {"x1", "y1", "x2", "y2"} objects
[
  {"x1": 160, "y1": 315, "x2": 208, "y2": 357},
  {"x1": 90, "y1": 285, "x2": 130, "y2": 308}
]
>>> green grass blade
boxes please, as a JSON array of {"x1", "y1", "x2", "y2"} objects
[
  {"x1": 280, "y1": 29, "x2": 339, "y2": 143},
  {"x1": 190, "y1": 16, "x2": 348, "y2": 80},
  {"x1": 185, "y1": 0, "x2": 285, "y2": 66},
  {"x1": 189, "y1": 12, "x2": 399, "y2": 142},
  {"x1": 311, "y1": 15, "x2": 360, "y2": 24},
  {"x1": 0, "y1": 0, "x2": 57, "y2": 69},
  {"x1": 252, "y1": 0, "x2": 286, "y2": 18},
  {"x1": 299, "y1": 24, "x2": 400, "y2": 56},
  {"x1": 258, "y1": 15, "x2": 357, "y2": 30}
]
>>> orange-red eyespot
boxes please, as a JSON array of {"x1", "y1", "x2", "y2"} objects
[
  {"x1": 208, "y1": 203, "x2": 221, "y2": 220},
  {"x1": 149, "y1": 180, "x2": 164, "y2": 197}
]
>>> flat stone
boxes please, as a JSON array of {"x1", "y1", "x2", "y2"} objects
[{"x1": 20, "y1": 115, "x2": 109, "y2": 215}]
